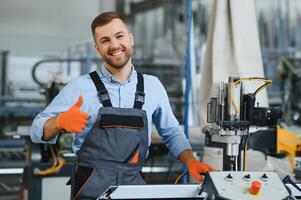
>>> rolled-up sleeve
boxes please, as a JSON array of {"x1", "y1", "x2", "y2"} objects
[
  {"x1": 30, "y1": 112, "x2": 58, "y2": 144},
  {"x1": 30, "y1": 79, "x2": 79, "y2": 144},
  {"x1": 152, "y1": 78, "x2": 191, "y2": 159}
]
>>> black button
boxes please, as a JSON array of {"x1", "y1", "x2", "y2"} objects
[
  {"x1": 226, "y1": 174, "x2": 233, "y2": 179},
  {"x1": 262, "y1": 173, "x2": 268, "y2": 179},
  {"x1": 244, "y1": 174, "x2": 250, "y2": 179}
]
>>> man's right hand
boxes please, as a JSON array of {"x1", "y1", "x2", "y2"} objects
[{"x1": 56, "y1": 96, "x2": 89, "y2": 133}]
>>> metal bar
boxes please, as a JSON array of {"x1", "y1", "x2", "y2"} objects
[
  {"x1": 99, "y1": 184, "x2": 204, "y2": 199},
  {"x1": 0, "y1": 96, "x2": 44, "y2": 103},
  {"x1": 0, "y1": 51, "x2": 8, "y2": 98},
  {"x1": 0, "y1": 168, "x2": 23, "y2": 174},
  {"x1": 141, "y1": 166, "x2": 179, "y2": 173}
]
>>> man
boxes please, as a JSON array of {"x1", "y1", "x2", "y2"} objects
[{"x1": 30, "y1": 11, "x2": 214, "y2": 199}]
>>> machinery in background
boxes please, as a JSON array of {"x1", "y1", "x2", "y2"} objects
[
  {"x1": 21, "y1": 140, "x2": 74, "y2": 200},
  {"x1": 199, "y1": 76, "x2": 301, "y2": 199},
  {"x1": 0, "y1": 51, "x2": 8, "y2": 98},
  {"x1": 21, "y1": 58, "x2": 87, "y2": 200},
  {"x1": 279, "y1": 58, "x2": 301, "y2": 127},
  {"x1": 189, "y1": 76, "x2": 296, "y2": 200},
  {"x1": 0, "y1": 139, "x2": 25, "y2": 200},
  {"x1": 276, "y1": 58, "x2": 301, "y2": 174},
  {"x1": 206, "y1": 76, "x2": 282, "y2": 171},
  {"x1": 213, "y1": 57, "x2": 301, "y2": 177}
]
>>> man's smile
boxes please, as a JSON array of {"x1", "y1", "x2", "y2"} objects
[{"x1": 111, "y1": 50, "x2": 124, "y2": 56}]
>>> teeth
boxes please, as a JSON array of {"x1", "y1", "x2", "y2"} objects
[{"x1": 111, "y1": 51, "x2": 123, "y2": 56}]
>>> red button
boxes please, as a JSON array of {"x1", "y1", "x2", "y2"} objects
[{"x1": 249, "y1": 180, "x2": 261, "y2": 195}]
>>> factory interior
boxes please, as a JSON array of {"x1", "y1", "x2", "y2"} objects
[{"x1": 0, "y1": 0, "x2": 301, "y2": 199}]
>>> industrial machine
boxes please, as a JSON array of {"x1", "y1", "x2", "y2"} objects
[
  {"x1": 198, "y1": 76, "x2": 295, "y2": 199},
  {"x1": 21, "y1": 59, "x2": 78, "y2": 200},
  {"x1": 206, "y1": 76, "x2": 282, "y2": 171}
]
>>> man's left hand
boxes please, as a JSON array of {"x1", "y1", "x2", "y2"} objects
[{"x1": 188, "y1": 160, "x2": 215, "y2": 182}]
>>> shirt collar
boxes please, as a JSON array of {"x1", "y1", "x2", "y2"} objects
[{"x1": 99, "y1": 63, "x2": 137, "y2": 84}]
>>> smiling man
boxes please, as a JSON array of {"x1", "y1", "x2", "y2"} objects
[{"x1": 30, "y1": 11, "x2": 214, "y2": 199}]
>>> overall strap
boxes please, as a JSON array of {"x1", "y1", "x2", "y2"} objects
[
  {"x1": 89, "y1": 71, "x2": 112, "y2": 107},
  {"x1": 133, "y1": 72, "x2": 145, "y2": 109}
]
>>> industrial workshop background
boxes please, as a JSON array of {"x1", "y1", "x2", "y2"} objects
[{"x1": 0, "y1": 0, "x2": 300, "y2": 200}]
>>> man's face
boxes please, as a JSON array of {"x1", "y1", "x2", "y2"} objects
[{"x1": 94, "y1": 18, "x2": 134, "y2": 69}]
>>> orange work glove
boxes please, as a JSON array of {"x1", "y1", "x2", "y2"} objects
[
  {"x1": 188, "y1": 160, "x2": 215, "y2": 182},
  {"x1": 56, "y1": 96, "x2": 89, "y2": 133}
]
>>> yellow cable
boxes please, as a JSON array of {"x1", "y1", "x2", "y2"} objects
[
  {"x1": 239, "y1": 77, "x2": 269, "y2": 82},
  {"x1": 50, "y1": 147, "x2": 58, "y2": 167},
  {"x1": 34, "y1": 147, "x2": 65, "y2": 176},
  {"x1": 174, "y1": 173, "x2": 185, "y2": 184},
  {"x1": 229, "y1": 78, "x2": 273, "y2": 115},
  {"x1": 230, "y1": 82, "x2": 239, "y2": 114},
  {"x1": 34, "y1": 155, "x2": 65, "y2": 176},
  {"x1": 34, "y1": 147, "x2": 57, "y2": 174},
  {"x1": 254, "y1": 82, "x2": 272, "y2": 95}
]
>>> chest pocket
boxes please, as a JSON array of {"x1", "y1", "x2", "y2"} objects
[{"x1": 100, "y1": 114, "x2": 144, "y2": 129}]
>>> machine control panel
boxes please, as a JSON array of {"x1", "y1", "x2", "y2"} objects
[{"x1": 203, "y1": 171, "x2": 290, "y2": 200}]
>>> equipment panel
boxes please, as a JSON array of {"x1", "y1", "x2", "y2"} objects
[{"x1": 203, "y1": 171, "x2": 290, "y2": 200}]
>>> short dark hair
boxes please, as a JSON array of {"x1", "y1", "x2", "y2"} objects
[{"x1": 91, "y1": 11, "x2": 127, "y2": 36}]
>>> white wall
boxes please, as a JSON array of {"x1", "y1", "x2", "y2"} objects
[{"x1": 0, "y1": 0, "x2": 116, "y2": 56}]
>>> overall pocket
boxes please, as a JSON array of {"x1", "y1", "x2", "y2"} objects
[
  {"x1": 73, "y1": 165, "x2": 118, "y2": 200},
  {"x1": 72, "y1": 165, "x2": 95, "y2": 200}
]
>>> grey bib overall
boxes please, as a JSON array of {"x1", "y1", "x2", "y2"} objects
[{"x1": 71, "y1": 71, "x2": 148, "y2": 200}]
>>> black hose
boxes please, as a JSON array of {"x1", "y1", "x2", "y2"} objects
[{"x1": 31, "y1": 58, "x2": 101, "y2": 87}]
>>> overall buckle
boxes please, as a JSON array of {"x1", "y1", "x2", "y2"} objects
[
  {"x1": 135, "y1": 91, "x2": 145, "y2": 103},
  {"x1": 98, "y1": 90, "x2": 110, "y2": 102}
]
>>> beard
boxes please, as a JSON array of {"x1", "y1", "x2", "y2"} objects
[{"x1": 103, "y1": 47, "x2": 133, "y2": 69}]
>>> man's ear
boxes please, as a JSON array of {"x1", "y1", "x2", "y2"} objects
[
  {"x1": 129, "y1": 33, "x2": 134, "y2": 46},
  {"x1": 94, "y1": 43, "x2": 99, "y2": 52}
]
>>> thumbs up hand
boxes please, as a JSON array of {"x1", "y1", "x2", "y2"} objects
[{"x1": 56, "y1": 96, "x2": 89, "y2": 133}]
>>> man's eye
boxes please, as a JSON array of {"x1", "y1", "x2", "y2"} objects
[
  {"x1": 117, "y1": 35, "x2": 124, "y2": 39},
  {"x1": 101, "y1": 40, "x2": 108, "y2": 44}
]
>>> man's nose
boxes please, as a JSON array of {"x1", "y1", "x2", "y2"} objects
[{"x1": 110, "y1": 38, "x2": 120, "y2": 49}]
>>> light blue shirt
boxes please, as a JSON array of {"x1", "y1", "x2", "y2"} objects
[{"x1": 30, "y1": 65, "x2": 191, "y2": 158}]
